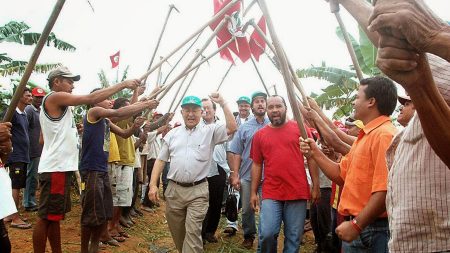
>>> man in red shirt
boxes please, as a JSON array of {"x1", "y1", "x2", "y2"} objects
[{"x1": 250, "y1": 95, "x2": 320, "y2": 252}]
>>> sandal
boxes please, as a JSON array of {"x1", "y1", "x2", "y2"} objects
[
  {"x1": 110, "y1": 234, "x2": 126, "y2": 242},
  {"x1": 10, "y1": 222, "x2": 32, "y2": 229},
  {"x1": 101, "y1": 239, "x2": 120, "y2": 247}
]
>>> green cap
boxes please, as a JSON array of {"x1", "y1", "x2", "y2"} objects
[
  {"x1": 181, "y1": 95, "x2": 202, "y2": 108},
  {"x1": 251, "y1": 91, "x2": 267, "y2": 102},
  {"x1": 236, "y1": 96, "x2": 251, "y2": 105}
]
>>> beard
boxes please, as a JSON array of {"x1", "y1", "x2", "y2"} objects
[
  {"x1": 252, "y1": 107, "x2": 266, "y2": 117},
  {"x1": 269, "y1": 112, "x2": 286, "y2": 126}
]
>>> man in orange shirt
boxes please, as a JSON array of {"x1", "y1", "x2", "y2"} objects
[{"x1": 300, "y1": 76, "x2": 397, "y2": 253}]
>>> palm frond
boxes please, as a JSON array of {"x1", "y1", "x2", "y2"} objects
[
  {"x1": 0, "y1": 61, "x2": 61, "y2": 76},
  {"x1": 0, "y1": 21, "x2": 29, "y2": 39}
]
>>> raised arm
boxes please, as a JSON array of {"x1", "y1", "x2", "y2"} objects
[
  {"x1": 47, "y1": 79, "x2": 140, "y2": 108},
  {"x1": 109, "y1": 117, "x2": 145, "y2": 139},
  {"x1": 369, "y1": 0, "x2": 450, "y2": 167},
  {"x1": 209, "y1": 93, "x2": 238, "y2": 135}
]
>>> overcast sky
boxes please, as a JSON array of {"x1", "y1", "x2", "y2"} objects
[{"x1": 2, "y1": 0, "x2": 449, "y2": 119}]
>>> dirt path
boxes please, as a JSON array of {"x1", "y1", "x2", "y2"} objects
[{"x1": 8, "y1": 193, "x2": 316, "y2": 253}]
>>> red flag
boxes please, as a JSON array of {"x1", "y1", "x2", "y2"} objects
[
  {"x1": 110, "y1": 51, "x2": 120, "y2": 68},
  {"x1": 249, "y1": 16, "x2": 266, "y2": 61},
  {"x1": 210, "y1": 0, "x2": 251, "y2": 63}
]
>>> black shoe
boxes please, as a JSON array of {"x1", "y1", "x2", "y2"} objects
[{"x1": 223, "y1": 227, "x2": 237, "y2": 236}]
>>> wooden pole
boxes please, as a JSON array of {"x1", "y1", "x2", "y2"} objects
[
  {"x1": 172, "y1": 64, "x2": 203, "y2": 112},
  {"x1": 257, "y1": 0, "x2": 308, "y2": 138},
  {"x1": 139, "y1": 0, "x2": 240, "y2": 82},
  {"x1": 156, "y1": 17, "x2": 232, "y2": 101},
  {"x1": 3, "y1": 0, "x2": 66, "y2": 122},
  {"x1": 167, "y1": 57, "x2": 205, "y2": 112},
  {"x1": 216, "y1": 63, "x2": 234, "y2": 91},
  {"x1": 158, "y1": 34, "x2": 236, "y2": 100},
  {"x1": 143, "y1": 4, "x2": 178, "y2": 86},
  {"x1": 250, "y1": 56, "x2": 270, "y2": 95},
  {"x1": 156, "y1": 56, "x2": 164, "y2": 86},
  {"x1": 250, "y1": 21, "x2": 308, "y2": 106},
  {"x1": 330, "y1": 0, "x2": 364, "y2": 81},
  {"x1": 162, "y1": 31, "x2": 203, "y2": 84}
]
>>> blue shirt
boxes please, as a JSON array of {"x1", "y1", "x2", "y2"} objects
[
  {"x1": 25, "y1": 104, "x2": 43, "y2": 158},
  {"x1": 6, "y1": 108, "x2": 30, "y2": 165},
  {"x1": 229, "y1": 116, "x2": 269, "y2": 181},
  {"x1": 80, "y1": 114, "x2": 110, "y2": 172}
]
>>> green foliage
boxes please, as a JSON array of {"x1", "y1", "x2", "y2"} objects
[
  {"x1": 298, "y1": 25, "x2": 380, "y2": 119},
  {"x1": 0, "y1": 20, "x2": 76, "y2": 77},
  {"x1": 0, "y1": 79, "x2": 48, "y2": 113}
]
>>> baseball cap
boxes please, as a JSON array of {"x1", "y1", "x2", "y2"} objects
[
  {"x1": 251, "y1": 91, "x2": 267, "y2": 102},
  {"x1": 47, "y1": 66, "x2": 80, "y2": 81},
  {"x1": 236, "y1": 96, "x2": 251, "y2": 105},
  {"x1": 398, "y1": 94, "x2": 411, "y2": 105},
  {"x1": 153, "y1": 111, "x2": 163, "y2": 117},
  {"x1": 31, "y1": 87, "x2": 46, "y2": 97},
  {"x1": 181, "y1": 95, "x2": 202, "y2": 108}
]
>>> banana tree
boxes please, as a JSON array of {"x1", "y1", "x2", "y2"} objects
[
  {"x1": 0, "y1": 21, "x2": 76, "y2": 76},
  {"x1": 0, "y1": 78, "x2": 48, "y2": 113},
  {"x1": 297, "y1": 26, "x2": 381, "y2": 119}
]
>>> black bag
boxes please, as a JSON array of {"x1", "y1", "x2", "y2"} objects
[{"x1": 225, "y1": 187, "x2": 238, "y2": 222}]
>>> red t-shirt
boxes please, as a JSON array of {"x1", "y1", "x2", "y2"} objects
[{"x1": 250, "y1": 120, "x2": 312, "y2": 201}]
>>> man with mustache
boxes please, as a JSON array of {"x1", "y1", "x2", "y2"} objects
[
  {"x1": 229, "y1": 91, "x2": 270, "y2": 249},
  {"x1": 250, "y1": 95, "x2": 320, "y2": 253}
]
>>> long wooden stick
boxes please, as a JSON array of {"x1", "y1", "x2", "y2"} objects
[
  {"x1": 143, "y1": 4, "x2": 178, "y2": 86},
  {"x1": 257, "y1": 0, "x2": 308, "y2": 138},
  {"x1": 162, "y1": 31, "x2": 203, "y2": 84},
  {"x1": 139, "y1": 0, "x2": 240, "y2": 82},
  {"x1": 250, "y1": 56, "x2": 270, "y2": 95},
  {"x1": 172, "y1": 64, "x2": 203, "y2": 112},
  {"x1": 3, "y1": 0, "x2": 66, "y2": 122},
  {"x1": 178, "y1": 37, "x2": 236, "y2": 86},
  {"x1": 156, "y1": 56, "x2": 164, "y2": 86},
  {"x1": 250, "y1": 20, "x2": 308, "y2": 106},
  {"x1": 216, "y1": 63, "x2": 234, "y2": 91},
  {"x1": 156, "y1": 17, "x2": 231, "y2": 101},
  {"x1": 330, "y1": 0, "x2": 364, "y2": 81},
  {"x1": 167, "y1": 63, "x2": 193, "y2": 112}
]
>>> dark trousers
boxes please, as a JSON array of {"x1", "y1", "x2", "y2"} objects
[
  {"x1": 202, "y1": 165, "x2": 227, "y2": 236},
  {"x1": 143, "y1": 159, "x2": 160, "y2": 208},
  {"x1": 311, "y1": 187, "x2": 333, "y2": 253},
  {"x1": 162, "y1": 162, "x2": 170, "y2": 196}
]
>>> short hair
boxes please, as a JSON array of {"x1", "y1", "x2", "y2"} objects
[
  {"x1": 201, "y1": 98, "x2": 216, "y2": 110},
  {"x1": 113, "y1": 97, "x2": 129, "y2": 109},
  {"x1": 87, "y1": 88, "x2": 102, "y2": 108},
  {"x1": 268, "y1": 95, "x2": 287, "y2": 108},
  {"x1": 360, "y1": 76, "x2": 397, "y2": 116},
  {"x1": 23, "y1": 87, "x2": 31, "y2": 94}
]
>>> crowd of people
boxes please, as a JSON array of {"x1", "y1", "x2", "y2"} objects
[{"x1": 0, "y1": 0, "x2": 449, "y2": 253}]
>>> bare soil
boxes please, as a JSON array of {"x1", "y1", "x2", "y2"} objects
[{"x1": 8, "y1": 193, "x2": 316, "y2": 253}]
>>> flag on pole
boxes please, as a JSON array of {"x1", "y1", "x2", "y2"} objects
[
  {"x1": 210, "y1": 0, "x2": 251, "y2": 63},
  {"x1": 110, "y1": 51, "x2": 120, "y2": 68},
  {"x1": 249, "y1": 16, "x2": 267, "y2": 61}
]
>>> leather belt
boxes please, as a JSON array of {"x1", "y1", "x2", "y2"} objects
[{"x1": 170, "y1": 178, "x2": 207, "y2": 187}]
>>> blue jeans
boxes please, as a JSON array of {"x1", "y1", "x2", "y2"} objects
[
  {"x1": 240, "y1": 179, "x2": 257, "y2": 239},
  {"x1": 342, "y1": 219, "x2": 389, "y2": 253},
  {"x1": 260, "y1": 199, "x2": 307, "y2": 253},
  {"x1": 23, "y1": 157, "x2": 39, "y2": 208}
]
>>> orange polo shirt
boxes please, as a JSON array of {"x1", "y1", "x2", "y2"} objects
[{"x1": 338, "y1": 115, "x2": 396, "y2": 217}]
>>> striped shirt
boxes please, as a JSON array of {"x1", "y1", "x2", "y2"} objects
[{"x1": 386, "y1": 54, "x2": 450, "y2": 252}]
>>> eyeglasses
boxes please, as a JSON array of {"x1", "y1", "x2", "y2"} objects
[{"x1": 182, "y1": 109, "x2": 201, "y2": 115}]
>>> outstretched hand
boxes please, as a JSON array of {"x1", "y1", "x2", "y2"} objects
[{"x1": 209, "y1": 92, "x2": 225, "y2": 106}]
